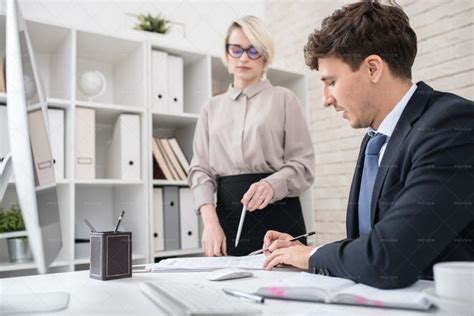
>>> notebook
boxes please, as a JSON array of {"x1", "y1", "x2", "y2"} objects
[{"x1": 255, "y1": 272, "x2": 433, "y2": 310}]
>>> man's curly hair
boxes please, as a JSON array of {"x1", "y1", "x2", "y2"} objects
[{"x1": 304, "y1": 0, "x2": 417, "y2": 80}]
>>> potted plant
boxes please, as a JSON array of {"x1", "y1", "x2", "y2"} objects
[
  {"x1": 133, "y1": 13, "x2": 170, "y2": 34},
  {"x1": 0, "y1": 204, "x2": 32, "y2": 263}
]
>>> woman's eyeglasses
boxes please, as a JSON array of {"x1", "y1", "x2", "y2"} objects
[{"x1": 226, "y1": 44, "x2": 262, "y2": 60}]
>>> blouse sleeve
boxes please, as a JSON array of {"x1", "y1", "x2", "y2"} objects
[
  {"x1": 187, "y1": 103, "x2": 217, "y2": 214},
  {"x1": 263, "y1": 92, "x2": 315, "y2": 202}
]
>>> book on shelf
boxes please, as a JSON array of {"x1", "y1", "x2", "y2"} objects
[
  {"x1": 151, "y1": 138, "x2": 173, "y2": 180},
  {"x1": 156, "y1": 137, "x2": 179, "y2": 180},
  {"x1": 168, "y1": 138, "x2": 190, "y2": 175},
  {"x1": 160, "y1": 138, "x2": 186, "y2": 180},
  {"x1": 152, "y1": 155, "x2": 165, "y2": 180},
  {"x1": 255, "y1": 272, "x2": 433, "y2": 311}
]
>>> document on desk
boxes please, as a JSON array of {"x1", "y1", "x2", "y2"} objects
[
  {"x1": 152, "y1": 254, "x2": 266, "y2": 272},
  {"x1": 255, "y1": 272, "x2": 433, "y2": 310}
]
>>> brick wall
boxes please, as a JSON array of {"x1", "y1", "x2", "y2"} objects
[{"x1": 265, "y1": 0, "x2": 474, "y2": 246}]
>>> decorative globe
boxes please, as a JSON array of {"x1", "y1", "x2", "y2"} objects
[{"x1": 78, "y1": 71, "x2": 106, "y2": 101}]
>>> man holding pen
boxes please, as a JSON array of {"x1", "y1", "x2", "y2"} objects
[{"x1": 263, "y1": 0, "x2": 474, "y2": 289}]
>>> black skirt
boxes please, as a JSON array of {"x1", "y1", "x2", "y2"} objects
[{"x1": 216, "y1": 173, "x2": 307, "y2": 256}]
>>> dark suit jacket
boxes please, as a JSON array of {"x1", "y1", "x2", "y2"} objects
[{"x1": 309, "y1": 82, "x2": 474, "y2": 289}]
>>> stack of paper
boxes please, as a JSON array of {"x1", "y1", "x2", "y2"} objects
[{"x1": 152, "y1": 255, "x2": 266, "y2": 272}]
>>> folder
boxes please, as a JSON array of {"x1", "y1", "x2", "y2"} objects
[
  {"x1": 167, "y1": 55, "x2": 183, "y2": 114},
  {"x1": 151, "y1": 50, "x2": 168, "y2": 113},
  {"x1": 160, "y1": 138, "x2": 186, "y2": 180},
  {"x1": 153, "y1": 188, "x2": 165, "y2": 252},
  {"x1": 179, "y1": 188, "x2": 199, "y2": 250},
  {"x1": 163, "y1": 186, "x2": 180, "y2": 250},
  {"x1": 28, "y1": 109, "x2": 55, "y2": 186},
  {"x1": 151, "y1": 138, "x2": 173, "y2": 180},
  {"x1": 75, "y1": 107, "x2": 95, "y2": 179},
  {"x1": 47, "y1": 108, "x2": 65, "y2": 180},
  {"x1": 106, "y1": 114, "x2": 141, "y2": 180},
  {"x1": 169, "y1": 138, "x2": 190, "y2": 175}
]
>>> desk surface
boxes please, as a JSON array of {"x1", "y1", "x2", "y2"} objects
[{"x1": 0, "y1": 269, "x2": 445, "y2": 315}]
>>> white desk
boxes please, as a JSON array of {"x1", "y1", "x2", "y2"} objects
[{"x1": 0, "y1": 269, "x2": 445, "y2": 315}]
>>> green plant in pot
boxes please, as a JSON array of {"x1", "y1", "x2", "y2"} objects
[
  {"x1": 0, "y1": 204, "x2": 32, "y2": 263},
  {"x1": 133, "y1": 13, "x2": 170, "y2": 34}
]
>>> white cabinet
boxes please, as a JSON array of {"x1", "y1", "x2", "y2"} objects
[{"x1": 0, "y1": 15, "x2": 311, "y2": 276}]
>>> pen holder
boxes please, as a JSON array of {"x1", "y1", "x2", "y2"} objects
[{"x1": 89, "y1": 231, "x2": 132, "y2": 281}]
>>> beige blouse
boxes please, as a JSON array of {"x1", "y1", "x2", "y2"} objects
[{"x1": 188, "y1": 80, "x2": 315, "y2": 213}]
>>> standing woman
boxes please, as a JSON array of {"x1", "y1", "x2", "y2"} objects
[{"x1": 188, "y1": 16, "x2": 314, "y2": 256}]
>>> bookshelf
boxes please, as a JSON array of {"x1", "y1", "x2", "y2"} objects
[{"x1": 0, "y1": 15, "x2": 313, "y2": 276}]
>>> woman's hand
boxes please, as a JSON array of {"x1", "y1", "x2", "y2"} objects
[
  {"x1": 241, "y1": 180, "x2": 274, "y2": 211},
  {"x1": 200, "y1": 204, "x2": 227, "y2": 256}
]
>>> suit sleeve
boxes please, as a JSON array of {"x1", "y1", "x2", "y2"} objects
[{"x1": 310, "y1": 98, "x2": 474, "y2": 289}]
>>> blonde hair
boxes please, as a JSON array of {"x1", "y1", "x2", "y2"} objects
[{"x1": 222, "y1": 16, "x2": 274, "y2": 76}]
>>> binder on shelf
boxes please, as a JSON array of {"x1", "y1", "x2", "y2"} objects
[
  {"x1": 153, "y1": 188, "x2": 165, "y2": 252},
  {"x1": 75, "y1": 107, "x2": 95, "y2": 179},
  {"x1": 106, "y1": 114, "x2": 141, "y2": 180},
  {"x1": 152, "y1": 138, "x2": 173, "y2": 180},
  {"x1": 151, "y1": 50, "x2": 168, "y2": 113},
  {"x1": 160, "y1": 138, "x2": 186, "y2": 180},
  {"x1": 47, "y1": 108, "x2": 65, "y2": 180},
  {"x1": 28, "y1": 109, "x2": 55, "y2": 186},
  {"x1": 156, "y1": 137, "x2": 179, "y2": 180},
  {"x1": 163, "y1": 186, "x2": 180, "y2": 250},
  {"x1": 179, "y1": 188, "x2": 200, "y2": 250},
  {"x1": 167, "y1": 55, "x2": 183, "y2": 114},
  {"x1": 169, "y1": 138, "x2": 190, "y2": 175}
]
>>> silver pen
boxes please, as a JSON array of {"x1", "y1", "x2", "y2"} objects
[
  {"x1": 234, "y1": 204, "x2": 247, "y2": 247},
  {"x1": 248, "y1": 231, "x2": 316, "y2": 256},
  {"x1": 222, "y1": 288, "x2": 265, "y2": 304}
]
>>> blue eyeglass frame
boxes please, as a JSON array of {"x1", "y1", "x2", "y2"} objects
[{"x1": 226, "y1": 44, "x2": 262, "y2": 60}]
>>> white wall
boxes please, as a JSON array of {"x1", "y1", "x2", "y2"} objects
[{"x1": 1, "y1": 0, "x2": 265, "y2": 56}]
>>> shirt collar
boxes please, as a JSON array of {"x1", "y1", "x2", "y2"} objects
[
  {"x1": 368, "y1": 83, "x2": 417, "y2": 137},
  {"x1": 227, "y1": 80, "x2": 272, "y2": 101}
]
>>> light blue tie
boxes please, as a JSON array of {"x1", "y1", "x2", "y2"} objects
[{"x1": 358, "y1": 133, "x2": 387, "y2": 236}]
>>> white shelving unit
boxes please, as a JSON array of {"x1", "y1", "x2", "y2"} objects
[{"x1": 0, "y1": 16, "x2": 312, "y2": 276}]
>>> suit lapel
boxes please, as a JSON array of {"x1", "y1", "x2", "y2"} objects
[{"x1": 370, "y1": 82, "x2": 434, "y2": 225}]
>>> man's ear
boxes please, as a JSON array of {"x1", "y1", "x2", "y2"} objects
[{"x1": 364, "y1": 54, "x2": 384, "y2": 83}]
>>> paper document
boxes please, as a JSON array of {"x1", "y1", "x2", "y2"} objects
[{"x1": 152, "y1": 254, "x2": 266, "y2": 272}]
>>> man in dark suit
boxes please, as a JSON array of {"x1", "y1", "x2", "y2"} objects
[{"x1": 262, "y1": 0, "x2": 474, "y2": 289}]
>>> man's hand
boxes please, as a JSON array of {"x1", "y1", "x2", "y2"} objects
[
  {"x1": 263, "y1": 245, "x2": 314, "y2": 270},
  {"x1": 262, "y1": 230, "x2": 303, "y2": 255},
  {"x1": 241, "y1": 181, "x2": 274, "y2": 211}
]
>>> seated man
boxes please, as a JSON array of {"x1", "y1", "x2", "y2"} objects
[{"x1": 263, "y1": 0, "x2": 474, "y2": 289}]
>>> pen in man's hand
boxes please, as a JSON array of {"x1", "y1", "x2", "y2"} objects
[
  {"x1": 248, "y1": 231, "x2": 316, "y2": 256},
  {"x1": 222, "y1": 288, "x2": 265, "y2": 304},
  {"x1": 114, "y1": 211, "x2": 125, "y2": 233}
]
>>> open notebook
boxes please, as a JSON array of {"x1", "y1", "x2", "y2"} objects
[{"x1": 255, "y1": 272, "x2": 433, "y2": 310}]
